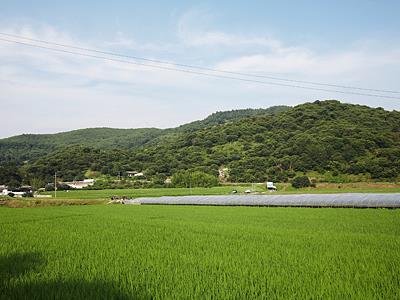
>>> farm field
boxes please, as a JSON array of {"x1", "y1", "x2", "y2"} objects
[
  {"x1": 39, "y1": 182, "x2": 400, "y2": 199},
  {"x1": 1, "y1": 205, "x2": 399, "y2": 299},
  {"x1": 40, "y1": 185, "x2": 265, "y2": 199}
]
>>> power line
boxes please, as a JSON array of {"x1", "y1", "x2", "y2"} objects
[
  {"x1": 1, "y1": 31, "x2": 399, "y2": 94},
  {"x1": 1, "y1": 37, "x2": 400, "y2": 100}
]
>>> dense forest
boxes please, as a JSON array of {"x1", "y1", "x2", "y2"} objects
[
  {"x1": 0, "y1": 106, "x2": 288, "y2": 164},
  {"x1": 1, "y1": 100, "x2": 399, "y2": 187}
]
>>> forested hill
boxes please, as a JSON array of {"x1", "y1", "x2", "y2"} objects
[
  {"x1": 16, "y1": 100, "x2": 400, "y2": 184},
  {"x1": 0, "y1": 127, "x2": 164, "y2": 164},
  {"x1": 122, "y1": 100, "x2": 400, "y2": 182},
  {"x1": 173, "y1": 106, "x2": 289, "y2": 132},
  {"x1": 0, "y1": 106, "x2": 288, "y2": 164}
]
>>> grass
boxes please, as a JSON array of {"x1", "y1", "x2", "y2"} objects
[
  {"x1": 0, "y1": 205, "x2": 399, "y2": 299},
  {"x1": 0, "y1": 198, "x2": 107, "y2": 208},
  {"x1": 38, "y1": 182, "x2": 400, "y2": 200},
  {"x1": 39, "y1": 185, "x2": 265, "y2": 199}
]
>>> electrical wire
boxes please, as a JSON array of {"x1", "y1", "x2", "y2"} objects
[
  {"x1": 1, "y1": 31, "x2": 399, "y2": 94},
  {"x1": 1, "y1": 37, "x2": 400, "y2": 100}
]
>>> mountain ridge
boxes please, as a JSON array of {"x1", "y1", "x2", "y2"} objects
[
  {"x1": 0, "y1": 106, "x2": 290, "y2": 164},
  {"x1": 5, "y1": 100, "x2": 397, "y2": 186}
]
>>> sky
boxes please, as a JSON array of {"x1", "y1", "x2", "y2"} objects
[{"x1": 1, "y1": 0, "x2": 400, "y2": 138}]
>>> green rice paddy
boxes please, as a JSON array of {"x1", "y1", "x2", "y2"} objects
[{"x1": 1, "y1": 205, "x2": 399, "y2": 299}]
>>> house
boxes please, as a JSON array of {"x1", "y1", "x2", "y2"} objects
[
  {"x1": 267, "y1": 182, "x2": 277, "y2": 191},
  {"x1": 126, "y1": 171, "x2": 145, "y2": 178},
  {"x1": 126, "y1": 171, "x2": 138, "y2": 178},
  {"x1": 2, "y1": 189, "x2": 28, "y2": 197}
]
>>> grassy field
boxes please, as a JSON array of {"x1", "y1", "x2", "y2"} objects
[
  {"x1": 0, "y1": 205, "x2": 399, "y2": 299},
  {"x1": 0, "y1": 198, "x2": 108, "y2": 208},
  {"x1": 40, "y1": 185, "x2": 265, "y2": 199},
  {"x1": 38, "y1": 182, "x2": 400, "y2": 200}
]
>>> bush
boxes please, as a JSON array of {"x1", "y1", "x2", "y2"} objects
[
  {"x1": 45, "y1": 183, "x2": 72, "y2": 191},
  {"x1": 292, "y1": 176, "x2": 311, "y2": 188},
  {"x1": 172, "y1": 171, "x2": 219, "y2": 188}
]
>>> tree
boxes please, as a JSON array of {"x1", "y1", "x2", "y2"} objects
[
  {"x1": 30, "y1": 178, "x2": 45, "y2": 192},
  {"x1": 292, "y1": 176, "x2": 311, "y2": 188},
  {"x1": 171, "y1": 171, "x2": 218, "y2": 188}
]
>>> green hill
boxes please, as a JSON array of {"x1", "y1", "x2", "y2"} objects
[
  {"x1": 12, "y1": 100, "x2": 399, "y2": 186},
  {"x1": 122, "y1": 100, "x2": 400, "y2": 182},
  {"x1": 173, "y1": 106, "x2": 290, "y2": 132},
  {"x1": 0, "y1": 106, "x2": 289, "y2": 164},
  {"x1": 0, "y1": 127, "x2": 164, "y2": 164}
]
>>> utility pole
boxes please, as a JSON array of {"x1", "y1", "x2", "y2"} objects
[
  {"x1": 54, "y1": 172, "x2": 57, "y2": 198},
  {"x1": 189, "y1": 173, "x2": 192, "y2": 195}
]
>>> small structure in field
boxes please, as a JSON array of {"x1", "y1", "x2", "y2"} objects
[{"x1": 266, "y1": 182, "x2": 277, "y2": 191}]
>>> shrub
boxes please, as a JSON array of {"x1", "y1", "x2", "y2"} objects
[
  {"x1": 172, "y1": 171, "x2": 219, "y2": 188},
  {"x1": 292, "y1": 176, "x2": 311, "y2": 188}
]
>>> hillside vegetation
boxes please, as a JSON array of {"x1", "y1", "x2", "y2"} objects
[
  {"x1": 127, "y1": 100, "x2": 400, "y2": 182},
  {"x1": 0, "y1": 106, "x2": 287, "y2": 164},
  {"x1": 1, "y1": 101, "x2": 399, "y2": 185},
  {"x1": 0, "y1": 128, "x2": 164, "y2": 164}
]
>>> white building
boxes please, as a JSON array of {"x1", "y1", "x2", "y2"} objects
[
  {"x1": 126, "y1": 171, "x2": 145, "y2": 178},
  {"x1": 267, "y1": 182, "x2": 277, "y2": 190},
  {"x1": 126, "y1": 171, "x2": 138, "y2": 178},
  {"x1": 1, "y1": 189, "x2": 27, "y2": 197}
]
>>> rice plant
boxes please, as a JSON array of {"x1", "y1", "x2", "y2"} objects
[{"x1": 1, "y1": 205, "x2": 399, "y2": 299}]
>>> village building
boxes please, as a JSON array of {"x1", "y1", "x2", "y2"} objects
[
  {"x1": 126, "y1": 171, "x2": 144, "y2": 178},
  {"x1": 126, "y1": 171, "x2": 138, "y2": 178},
  {"x1": 1, "y1": 187, "x2": 32, "y2": 197}
]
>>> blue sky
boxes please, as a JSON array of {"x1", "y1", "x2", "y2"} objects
[{"x1": 1, "y1": 1, "x2": 399, "y2": 137}]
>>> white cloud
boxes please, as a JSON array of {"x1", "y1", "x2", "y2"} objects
[
  {"x1": 214, "y1": 43, "x2": 400, "y2": 88},
  {"x1": 177, "y1": 9, "x2": 282, "y2": 50},
  {"x1": 0, "y1": 20, "x2": 399, "y2": 138}
]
